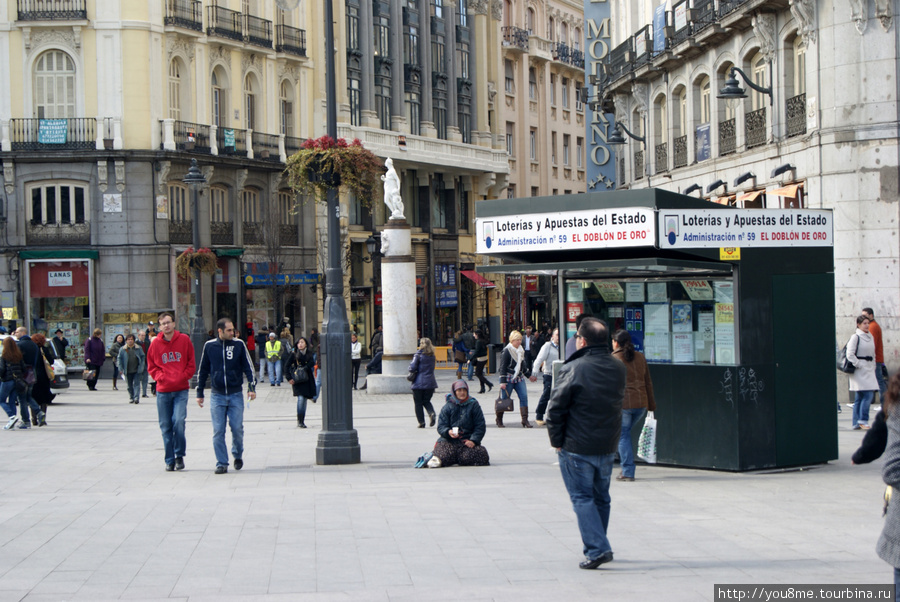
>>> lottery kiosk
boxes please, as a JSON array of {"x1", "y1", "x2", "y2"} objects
[{"x1": 476, "y1": 189, "x2": 836, "y2": 471}]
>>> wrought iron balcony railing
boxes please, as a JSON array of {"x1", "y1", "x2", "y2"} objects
[
  {"x1": 284, "y1": 136, "x2": 305, "y2": 157},
  {"x1": 276, "y1": 24, "x2": 306, "y2": 56},
  {"x1": 719, "y1": 117, "x2": 736, "y2": 156},
  {"x1": 243, "y1": 222, "x2": 261, "y2": 246},
  {"x1": 217, "y1": 126, "x2": 247, "y2": 157},
  {"x1": 745, "y1": 107, "x2": 767, "y2": 149},
  {"x1": 634, "y1": 150, "x2": 644, "y2": 180},
  {"x1": 207, "y1": 5, "x2": 242, "y2": 42},
  {"x1": 786, "y1": 93, "x2": 807, "y2": 138},
  {"x1": 245, "y1": 13, "x2": 273, "y2": 48},
  {"x1": 655, "y1": 142, "x2": 668, "y2": 174},
  {"x1": 160, "y1": 120, "x2": 211, "y2": 154},
  {"x1": 26, "y1": 221, "x2": 90, "y2": 245},
  {"x1": 718, "y1": 0, "x2": 753, "y2": 18},
  {"x1": 553, "y1": 43, "x2": 584, "y2": 68},
  {"x1": 251, "y1": 131, "x2": 280, "y2": 161},
  {"x1": 279, "y1": 224, "x2": 299, "y2": 247},
  {"x1": 210, "y1": 221, "x2": 234, "y2": 246},
  {"x1": 164, "y1": 0, "x2": 202, "y2": 31},
  {"x1": 501, "y1": 26, "x2": 529, "y2": 51},
  {"x1": 17, "y1": 0, "x2": 86, "y2": 21},
  {"x1": 169, "y1": 219, "x2": 193, "y2": 245},
  {"x1": 691, "y1": 0, "x2": 717, "y2": 35},
  {"x1": 673, "y1": 135, "x2": 688, "y2": 169},
  {"x1": 10, "y1": 118, "x2": 96, "y2": 151}
]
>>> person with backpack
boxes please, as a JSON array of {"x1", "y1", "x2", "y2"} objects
[{"x1": 847, "y1": 314, "x2": 879, "y2": 430}]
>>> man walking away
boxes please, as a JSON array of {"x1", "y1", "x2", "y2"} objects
[
  {"x1": 117, "y1": 334, "x2": 146, "y2": 404},
  {"x1": 546, "y1": 317, "x2": 626, "y2": 570},
  {"x1": 863, "y1": 308, "x2": 888, "y2": 405},
  {"x1": 197, "y1": 318, "x2": 256, "y2": 474},
  {"x1": 136, "y1": 330, "x2": 151, "y2": 398},
  {"x1": 147, "y1": 312, "x2": 196, "y2": 472}
]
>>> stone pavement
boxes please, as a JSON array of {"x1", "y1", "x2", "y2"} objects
[{"x1": 0, "y1": 369, "x2": 890, "y2": 601}]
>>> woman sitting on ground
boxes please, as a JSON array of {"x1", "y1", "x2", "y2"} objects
[{"x1": 431, "y1": 380, "x2": 489, "y2": 467}]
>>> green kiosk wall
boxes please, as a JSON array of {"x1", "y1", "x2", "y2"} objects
[{"x1": 475, "y1": 189, "x2": 837, "y2": 471}]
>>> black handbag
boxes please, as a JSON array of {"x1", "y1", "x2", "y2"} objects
[
  {"x1": 407, "y1": 370, "x2": 417, "y2": 382},
  {"x1": 292, "y1": 366, "x2": 309, "y2": 383},
  {"x1": 494, "y1": 388, "x2": 514, "y2": 413}
]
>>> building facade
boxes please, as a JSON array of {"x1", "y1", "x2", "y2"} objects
[{"x1": 599, "y1": 0, "x2": 899, "y2": 367}]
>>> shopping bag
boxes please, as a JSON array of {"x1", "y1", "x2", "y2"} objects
[
  {"x1": 494, "y1": 388, "x2": 514, "y2": 413},
  {"x1": 637, "y1": 411, "x2": 657, "y2": 464}
]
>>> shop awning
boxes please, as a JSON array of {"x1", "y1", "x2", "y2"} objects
[
  {"x1": 19, "y1": 249, "x2": 99, "y2": 260},
  {"x1": 768, "y1": 183, "x2": 802, "y2": 198},
  {"x1": 460, "y1": 270, "x2": 496, "y2": 289},
  {"x1": 476, "y1": 258, "x2": 732, "y2": 278},
  {"x1": 737, "y1": 190, "x2": 764, "y2": 204},
  {"x1": 214, "y1": 248, "x2": 244, "y2": 257}
]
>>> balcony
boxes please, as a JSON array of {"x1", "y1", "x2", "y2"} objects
[
  {"x1": 276, "y1": 24, "x2": 306, "y2": 56},
  {"x1": 207, "y1": 5, "x2": 242, "y2": 42},
  {"x1": 159, "y1": 120, "x2": 211, "y2": 154},
  {"x1": 17, "y1": 0, "x2": 86, "y2": 20},
  {"x1": 786, "y1": 93, "x2": 806, "y2": 138},
  {"x1": 501, "y1": 26, "x2": 529, "y2": 52},
  {"x1": 655, "y1": 142, "x2": 668, "y2": 174},
  {"x1": 634, "y1": 150, "x2": 644, "y2": 180},
  {"x1": 251, "y1": 131, "x2": 280, "y2": 162},
  {"x1": 169, "y1": 219, "x2": 192, "y2": 245},
  {"x1": 245, "y1": 13, "x2": 272, "y2": 48},
  {"x1": 745, "y1": 107, "x2": 766, "y2": 149},
  {"x1": 10, "y1": 118, "x2": 96, "y2": 151},
  {"x1": 243, "y1": 222, "x2": 261, "y2": 246},
  {"x1": 164, "y1": 0, "x2": 202, "y2": 32},
  {"x1": 217, "y1": 126, "x2": 247, "y2": 157},
  {"x1": 673, "y1": 135, "x2": 688, "y2": 169},
  {"x1": 718, "y1": 0, "x2": 753, "y2": 18},
  {"x1": 607, "y1": 39, "x2": 633, "y2": 81},
  {"x1": 553, "y1": 43, "x2": 584, "y2": 69},
  {"x1": 691, "y1": 0, "x2": 717, "y2": 35},
  {"x1": 719, "y1": 117, "x2": 736, "y2": 156},
  {"x1": 26, "y1": 221, "x2": 90, "y2": 245},
  {"x1": 285, "y1": 136, "x2": 304, "y2": 157},
  {"x1": 279, "y1": 224, "x2": 298, "y2": 247},
  {"x1": 211, "y1": 221, "x2": 234, "y2": 246}
]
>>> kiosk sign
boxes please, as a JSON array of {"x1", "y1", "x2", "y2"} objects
[
  {"x1": 476, "y1": 207, "x2": 655, "y2": 254},
  {"x1": 659, "y1": 209, "x2": 833, "y2": 249}
]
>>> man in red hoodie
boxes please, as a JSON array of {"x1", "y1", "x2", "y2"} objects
[{"x1": 147, "y1": 311, "x2": 197, "y2": 471}]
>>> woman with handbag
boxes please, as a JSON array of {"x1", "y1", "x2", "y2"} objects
[
  {"x1": 409, "y1": 338, "x2": 438, "y2": 428},
  {"x1": 29, "y1": 333, "x2": 56, "y2": 426},
  {"x1": 472, "y1": 329, "x2": 493, "y2": 394},
  {"x1": 83, "y1": 328, "x2": 106, "y2": 391},
  {"x1": 286, "y1": 337, "x2": 316, "y2": 428},
  {"x1": 848, "y1": 315, "x2": 879, "y2": 430},
  {"x1": 611, "y1": 329, "x2": 656, "y2": 481},
  {"x1": 452, "y1": 331, "x2": 468, "y2": 379},
  {"x1": 497, "y1": 330, "x2": 532, "y2": 428},
  {"x1": 0, "y1": 337, "x2": 26, "y2": 430}
]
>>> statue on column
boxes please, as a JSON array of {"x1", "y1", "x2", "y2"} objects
[{"x1": 381, "y1": 158, "x2": 405, "y2": 220}]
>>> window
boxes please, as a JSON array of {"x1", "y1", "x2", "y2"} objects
[
  {"x1": 433, "y1": 82, "x2": 447, "y2": 139},
  {"x1": 456, "y1": 40, "x2": 470, "y2": 79},
  {"x1": 242, "y1": 189, "x2": 260, "y2": 223},
  {"x1": 432, "y1": 34, "x2": 445, "y2": 73},
  {"x1": 575, "y1": 80, "x2": 583, "y2": 112},
  {"x1": 505, "y1": 59, "x2": 515, "y2": 94},
  {"x1": 347, "y1": 0, "x2": 360, "y2": 51},
  {"x1": 431, "y1": 0, "x2": 442, "y2": 19},
  {"x1": 406, "y1": 91, "x2": 420, "y2": 135},
  {"x1": 751, "y1": 53, "x2": 768, "y2": 111},
  {"x1": 507, "y1": 184, "x2": 516, "y2": 198},
  {"x1": 678, "y1": 88, "x2": 688, "y2": 136},
  {"x1": 404, "y1": 24, "x2": 419, "y2": 65},
  {"x1": 280, "y1": 80, "x2": 294, "y2": 137},
  {"x1": 551, "y1": 131, "x2": 557, "y2": 163},
  {"x1": 376, "y1": 76, "x2": 391, "y2": 130},
  {"x1": 374, "y1": 9, "x2": 390, "y2": 58},
  {"x1": 458, "y1": 0, "x2": 467, "y2": 27},
  {"x1": 561, "y1": 77, "x2": 569, "y2": 108},
  {"x1": 548, "y1": 17, "x2": 555, "y2": 41},
  {"x1": 576, "y1": 137, "x2": 583, "y2": 168},
  {"x1": 700, "y1": 76, "x2": 711, "y2": 124},
  {"x1": 563, "y1": 134, "x2": 570, "y2": 165},
  {"x1": 528, "y1": 68, "x2": 537, "y2": 100},
  {"x1": 561, "y1": 22, "x2": 568, "y2": 45},
  {"x1": 531, "y1": 186, "x2": 538, "y2": 197},
  {"x1": 34, "y1": 50, "x2": 75, "y2": 119},
  {"x1": 244, "y1": 74, "x2": 258, "y2": 130},
  {"x1": 550, "y1": 73, "x2": 556, "y2": 105},
  {"x1": 793, "y1": 36, "x2": 806, "y2": 95},
  {"x1": 506, "y1": 122, "x2": 514, "y2": 155},
  {"x1": 210, "y1": 187, "x2": 229, "y2": 222},
  {"x1": 29, "y1": 182, "x2": 87, "y2": 225},
  {"x1": 530, "y1": 128, "x2": 537, "y2": 160},
  {"x1": 432, "y1": 175, "x2": 447, "y2": 229},
  {"x1": 168, "y1": 59, "x2": 182, "y2": 120},
  {"x1": 348, "y1": 74, "x2": 361, "y2": 126},
  {"x1": 168, "y1": 183, "x2": 189, "y2": 222},
  {"x1": 349, "y1": 192, "x2": 363, "y2": 225},
  {"x1": 457, "y1": 185, "x2": 468, "y2": 232},
  {"x1": 525, "y1": 8, "x2": 534, "y2": 33},
  {"x1": 458, "y1": 92, "x2": 471, "y2": 144},
  {"x1": 573, "y1": 27, "x2": 581, "y2": 51},
  {"x1": 211, "y1": 68, "x2": 227, "y2": 127},
  {"x1": 655, "y1": 96, "x2": 669, "y2": 143}
]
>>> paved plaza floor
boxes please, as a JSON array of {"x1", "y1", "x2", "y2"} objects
[{"x1": 0, "y1": 369, "x2": 890, "y2": 601}]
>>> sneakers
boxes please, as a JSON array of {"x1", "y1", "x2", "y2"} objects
[
  {"x1": 234, "y1": 458, "x2": 243, "y2": 471},
  {"x1": 579, "y1": 551, "x2": 614, "y2": 569},
  {"x1": 37, "y1": 412, "x2": 46, "y2": 427},
  {"x1": 4, "y1": 415, "x2": 19, "y2": 430},
  {"x1": 17, "y1": 422, "x2": 30, "y2": 429},
  {"x1": 535, "y1": 419, "x2": 546, "y2": 426},
  {"x1": 175, "y1": 457, "x2": 185, "y2": 470},
  {"x1": 215, "y1": 465, "x2": 227, "y2": 474}
]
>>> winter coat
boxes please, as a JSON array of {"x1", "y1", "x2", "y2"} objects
[
  {"x1": 852, "y1": 410, "x2": 887, "y2": 464},
  {"x1": 83, "y1": 336, "x2": 106, "y2": 366},
  {"x1": 117, "y1": 345, "x2": 146, "y2": 375},
  {"x1": 437, "y1": 393, "x2": 487, "y2": 445},
  {"x1": 472, "y1": 339, "x2": 488, "y2": 361},
  {"x1": 612, "y1": 348, "x2": 657, "y2": 411},
  {"x1": 286, "y1": 349, "x2": 317, "y2": 399},
  {"x1": 847, "y1": 330, "x2": 879, "y2": 391},
  {"x1": 31, "y1": 346, "x2": 56, "y2": 405},
  {"x1": 108, "y1": 341, "x2": 124, "y2": 363},
  {"x1": 147, "y1": 330, "x2": 196, "y2": 393},
  {"x1": 408, "y1": 350, "x2": 438, "y2": 390},
  {"x1": 196, "y1": 337, "x2": 256, "y2": 398},
  {"x1": 877, "y1": 408, "x2": 900, "y2": 567},
  {"x1": 533, "y1": 341, "x2": 560, "y2": 376},
  {"x1": 546, "y1": 345, "x2": 626, "y2": 456},
  {"x1": 351, "y1": 341, "x2": 362, "y2": 360},
  {"x1": 0, "y1": 357, "x2": 25, "y2": 383},
  {"x1": 370, "y1": 330, "x2": 383, "y2": 353},
  {"x1": 497, "y1": 343, "x2": 525, "y2": 384}
]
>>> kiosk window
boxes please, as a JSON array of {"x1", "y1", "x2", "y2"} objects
[{"x1": 565, "y1": 277, "x2": 737, "y2": 365}]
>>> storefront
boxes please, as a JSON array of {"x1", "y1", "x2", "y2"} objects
[{"x1": 476, "y1": 189, "x2": 836, "y2": 471}]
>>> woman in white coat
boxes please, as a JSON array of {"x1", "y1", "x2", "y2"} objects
[{"x1": 848, "y1": 314, "x2": 879, "y2": 430}]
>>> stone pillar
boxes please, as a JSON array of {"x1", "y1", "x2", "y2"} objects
[{"x1": 366, "y1": 219, "x2": 418, "y2": 394}]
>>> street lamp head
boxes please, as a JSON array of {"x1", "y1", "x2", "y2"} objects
[
  {"x1": 183, "y1": 158, "x2": 207, "y2": 189},
  {"x1": 365, "y1": 234, "x2": 378, "y2": 256},
  {"x1": 717, "y1": 69, "x2": 747, "y2": 100},
  {"x1": 608, "y1": 124, "x2": 627, "y2": 145}
]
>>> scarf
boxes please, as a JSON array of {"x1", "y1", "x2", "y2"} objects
[{"x1": 504, "y1": 343, "x2": 525, "y2": 381}]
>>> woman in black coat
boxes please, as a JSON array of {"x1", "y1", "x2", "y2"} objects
[
  {"x1": 286, "y1": 337, "x2": 316, "y2": 428},
  {"x1": 29, "y1": 333, "x2": 56, "y2": 426}
]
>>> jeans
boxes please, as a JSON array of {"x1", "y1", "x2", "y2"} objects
[
  {"x1": 140, "y1": 370, "x2": 148, "y2": 396},
  {"x1": 18, "y1": 384, "x2": 40, "y2": 423},
  {"x1": 877, "y1": 363, "x2": 889, "y2": 405},
  {"x1": 267, "y1": 357, "x2": 283, "y2": 385},
  {"x1": 618, "y1": 408, "x2": 647, "y2": 478},
  {"x1": 0, "y1": 380, "x2": 17, "y2": 417},
  {"x1": 156, "y1": 389, "x2": 188, "y2": 465},
  {"x1": 466, "y1": 358, "x2": 475, "y2": 380},
  {"x1": 535, "y1": 374, "x2": 552, "y2": 420},
  {"x1": 211, "y1": 391, "x2": 244, "y2": 468},
  {"x1": 352, "y1": 359, "x2": 361, "y2": 388},
  {"x1": 126, "y1": 372, "x2": 140, "y2": 402},
  {"x1": 503, "y1": 378, "x2": 529, "y2": 408},
  {"x1": 259, "y1": 357, "x2": 268, "y2": 382},
  {"x1": 853, "y1": 390, "x2": 875, "y2": 427},
  {"x1": 557, "y1": 448, "x2": 615, "y2": 560},
  {"x1": 314, "y1": 369, "x2": 321, "y2": 400}
]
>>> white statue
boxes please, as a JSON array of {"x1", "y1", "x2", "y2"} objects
[
  {"x1": 381, "y1": 158, "x2": 405, "y2": 220},
  {"x1": 380, "y1": 230, "x2": 391, "y2": 255}
]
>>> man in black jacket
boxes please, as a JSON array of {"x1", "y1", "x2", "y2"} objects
[
  {"x1": 196, "y1": 318, "x2": 257, "y2": 474},
  {"x1": 546, "y1": 317, "x2": 625, "y2": 570}
]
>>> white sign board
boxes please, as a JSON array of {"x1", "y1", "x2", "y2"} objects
[
  {"x1": 658, "y1": 209, "x2": 832, "y2": 249},
  {"x1": 476, "y1": 207, "x2": 655, "y2": 254},
  {"x1": 48, "y1": 271, "x2": 72, "y2": 287}
]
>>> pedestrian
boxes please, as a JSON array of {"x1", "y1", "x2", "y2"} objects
[
  {"x1": 847, "y1": 314, "x2": 879, "y2": 430},
  {"x1": 279, "y1": 327, "x2": 293, "y2": 384},
  {"x1": 136, "y1": 330, "x2": 152, "y2": 398},
  {"x1": 0, "y1": 337, "x2": 25, "y2": 430},
  {"x1": 196, "y1": 318, "x2": 256, "y2": 473},
  {"x1": 370, "y1": 325, "x2": 383, "y2": 356},
  {"x1": 409, "y1": 337, "x2": 438, "y2": 428},
  {"x1": 117, "y1": 334, "x2": 146, "y2": 404},
  {"x1": 359, "y1": 351, "x2": 383, "y2": 390},
  {"x1": 611, "y1": 329, "x2": 656, "y2": 481},
  {"x1": 15, "y1": 328, "x2": 46, "y2": 428},
  {"x1": 564, "y1": 313, "x2": 589, "y2": 359},
  {"x1": 876, "y1": 372, "x2": 900, "y2": 598},
  {"x1": 430, "y1": 380, "x2": 489, "y2": 467},
  {"x1": 83, "y1": 328, "x2": 106, "y2": 391},
  {"x1": 286, "y1": 337, "x2": 316, "y2": 428},
  {"x1": 522, "y1": 324, "x2": 536, "y2": 375},
  {"x1": 309, "y1": 328, "x2": 320, "y2": 356},
  {"x1": 50, "y1": 329, "x2": 69, "y2": 362},
  {"x1": 350, "y1": 333, "x2": 362, "y2": 390},
  {"x1": 497, "y1": 330, "x2": 532, "y2": 428},
  {"x1": 254, "y1": 327, "x2": 269, "y2": 382},
  {"x1": 29, "y1": 333, "x2": 56, "y2": 426},
  {"x1": 452, "y1": 330, "x2": 468, "y2": 379},
  {"x1": 108, "y1": 333, "x2": 125, "y2": 391},
  {"x1": 533, "y1": 328, "x2": 561, "y2": 426},
  {"x1": 546, "y1": 317, "x2": 626, "y2": 570},
  {"x1": 147, "y1": 311, "x2": 196, "y2": 472},
  {"x1": 863, "y1": 308, "x2": 889, "y2": 405},
  {"x1": 245, "y1": 322, "x2": 256, "y2": 366},
  {"x1": 472, "y1": 329, "x2": 493, "y2": 394},
  {"x1": 462, "y1": 326, "x2": 477, "y2": 381},
  {"x1": 265, "y1": 332, "x2": 283, "y2": 386}
]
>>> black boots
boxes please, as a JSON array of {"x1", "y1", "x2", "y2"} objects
[
  {"x1": 495, "y1": 411, "x2": 505, "y2": 428},
  {"x1": 520, "y1": 407, "x2": 533, "y2": 428},
  {"x1": 297, "y1": 413, "x2": 307, "y2": 428}
]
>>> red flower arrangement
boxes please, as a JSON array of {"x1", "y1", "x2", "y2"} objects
[
  {"x1": 175, "y1": 247, "x2": 218, "y2": 279},
  {"x1": 285, "y1": 135, "x2": 383, "y2": 202}
]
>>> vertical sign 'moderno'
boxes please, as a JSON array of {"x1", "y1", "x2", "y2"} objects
[{"x1": 585, "y1": 0, "x2": 616, "y2": 191}]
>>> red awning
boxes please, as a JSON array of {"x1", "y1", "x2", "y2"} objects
[{"x1": 460, "y1": 270, "x2": 497, "y2": 289}]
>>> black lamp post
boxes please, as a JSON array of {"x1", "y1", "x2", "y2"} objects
[
  {"x1": 183, "y1": 159, "x2": 207, "y2": 386},
  {"x1": 717, "y1": 66, "x2": 773, "y2": 108},
  {"x1": 317, "y1": 0, "x2": 360, "y2": 465},
  {"x1": 607, "y1": 121, "x2": 646, "y2": 146}
]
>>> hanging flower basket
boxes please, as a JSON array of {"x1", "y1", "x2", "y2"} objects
[
  {"x1": 285, "y1": 135, "x2": 383, "y2": 203},
  {"x1": 175, "y1": 247, "x2": 218, "y2": 279}
]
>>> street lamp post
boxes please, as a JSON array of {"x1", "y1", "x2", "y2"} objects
[
  {"x1": 317, "y1": 0, "x2": 361, "y2": 464},
  {"x1": 183, "y1": 159, "x2": 207, "y2": 386}
]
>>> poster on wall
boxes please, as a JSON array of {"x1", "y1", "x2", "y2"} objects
[
  {"x1": 567, "y1": 282, "x2": 583, "y2": 302},
  {"x1": 644, "y1": 303, "x2": 669, "y2": 333},
  {"x1": 644, "y1": 332, "x2": 671, "y2": 362},
  {"x1": 647, "y1": 282, "x2": 667, "y2": 303},
  {"x1": 715, "y1": 303, "x2": 735, "y2": 364},
  {"x1": 625, "y1": 282, "x2": 645, "y2": 302},
  {"x1": 673, "y1": 333, "x2": 694, "y2": 363},
  {"x1": 672, "y1": 301, "x2": 692, "y2": 332}
]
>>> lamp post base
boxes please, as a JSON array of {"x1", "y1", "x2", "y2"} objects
[{"x1": 316, "y1": 430, "x2": 361, "y2": 465}]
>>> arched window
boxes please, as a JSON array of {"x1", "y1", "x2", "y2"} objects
[
  {"x1": 654, "y1": 95, "x2": 667, "y2": 145},
  {"x1": 573, "y1": 27, "x2": 581, "y2": 51},
  {"x1": 526, "y1": 8, "x2": 534, "y2": 34},
  {"x1": 280, "y1": 80, "x2": 294, "y2": 137},
  {"x1": 793, "y1": 36, "x2": 806, "y2": 96},
  {"x1": 751, "y1": 52, "x2": 768, "y2": 111},
  {"x1": 720, "y1": 63, "x2": 736, "y2": 121},
  {"x1": 560, "y1": 22, "x2": 568, "y2": 45},
  {"x1": 211, "y1": 68, "x2": 228, "y2": 127},
  {"x1": 244, "y1": 73, "x2": 259, "y2": 130},
  {"x1": 168, "y1": 183, "x2": 190, "y2": 222},
  {"x1": 548, "y1": 17, "x2": 555, "y2": 41},
  {"x1": 34, "y1": 50, "x2": 75, "y2": 118},
  {"x1": 528, "y1": 67, "x2": 537, "y2": 100},
  {"x1": 209, "y1": 187, "x2": 229, "y2": 222},
  {"x1": 503, "y1": 0, "x2": 511, "y2": 27},
  {"x1": 168, "y1": 59, "x2": 182, "y2": 120},
  {"x1": 242, "y1": 188, "x2": 260, "y2": 223},
  {"x1": 676, "y1": 86, "x2": 687, "y2": 137},
  {"x1": 699, "y1": 75, "x2": 711, "y2": 124}
]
